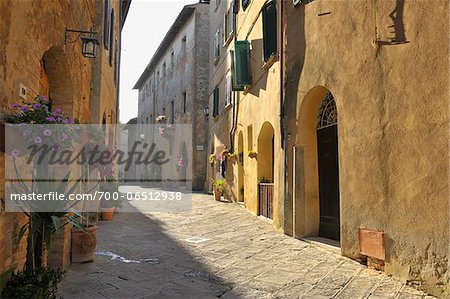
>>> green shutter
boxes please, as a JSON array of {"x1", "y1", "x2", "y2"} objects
[
  {"x1": 262, "y1": 0, "x2": 277, "y2": 62},
  {"x1": 234, "y1": 41, "x2": 251, "y2": 87}
]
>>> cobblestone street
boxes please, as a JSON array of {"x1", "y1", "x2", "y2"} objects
[{"x1": 59, "y1": 190, "x2": 435, "y2": 299}]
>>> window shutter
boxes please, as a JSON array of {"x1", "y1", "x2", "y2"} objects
[
  {"x1": 104, "y1": 0, "x2": 110, "y2": 49},
  {"x1": 215, "y1": 29, "x2": 220, "y2": 60},
  {"x1": 234, "y1": 41, "x2": 251, "y2": 87},
  {"x1": 262, "y1": 0, "x2": 277, "y2": 62},
  {"x1": 225, "y1": 75, "x2": 232, "y2": 107}
]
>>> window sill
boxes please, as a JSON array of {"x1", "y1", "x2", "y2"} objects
[{"x1": 262, "y1": 54, "x2": 279, "y2": 71}]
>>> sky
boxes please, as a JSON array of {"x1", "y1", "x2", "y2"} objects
[{"x1": 119, "y1": 0, "x2": 196, "y2": 124}]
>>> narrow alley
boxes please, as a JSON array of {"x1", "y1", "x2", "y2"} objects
[{"x1": 59, "y1": 189, "x2": 434, "y2": 299}]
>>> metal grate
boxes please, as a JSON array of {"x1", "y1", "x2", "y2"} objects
[{"x1": 316, "y1": 92, "x2": 337, "y2": 129}]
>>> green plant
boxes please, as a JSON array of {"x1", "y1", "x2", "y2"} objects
[
  {"x1": 1, "y1": 268, "x2": 64, "y2": 299},
  {"x1": 209, "y1": 154, "x2": 216, "y2": 165},
  {"x1": 211, "y1": 178, "x2": 226, "y2": 192},
  {"x1": 100, "y1": 178, "x2": 122, "y2": 209},
  {"x1": 226, "y1": 152, "x2": 237, "y2": 161},
  {"x1": 0, "y1": 267, "x2": 15, "y2": 297}
]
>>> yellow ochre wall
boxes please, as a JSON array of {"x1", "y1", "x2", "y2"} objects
[{"x1": 284, "y1": 0, "x2": 449, "y2": 297}]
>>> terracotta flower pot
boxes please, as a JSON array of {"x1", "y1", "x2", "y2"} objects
[
  {"x1": 101, "y1": 207, "x2": 115, "y2": 221},
  {"x1": 213, "y1": 190, "x2": 222, "y2": 201},
  {"x1": 71, "y1": 225, "x2": 97, "y2": 263}
]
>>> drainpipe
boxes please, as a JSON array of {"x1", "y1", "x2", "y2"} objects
[{"x1": 280, "y1": 0, "x2": 287, "y2": 233}]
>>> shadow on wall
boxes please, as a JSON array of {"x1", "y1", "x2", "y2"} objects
[
  {"x1": 284, "y1": 4, "x2": 306, "y2": 236},
  {"x1": 247, "y1": 38, "x2": 268, "y2": 98},
  {"x1": 377, "y1": 0, "x2": 409, "y2": 46}
]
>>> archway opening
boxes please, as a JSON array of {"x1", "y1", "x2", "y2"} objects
[
  {"x1": 237, "y1": 131, "x2": 244, "y2": 202},
  {"x1": 41, "y1": 46, "x2": 74, "y2": 117},
  {"x1": 294, "y1": 86, "x2": 341, "y2": 242},
  {"x1": 257, "y1": 122, "x2": 274, "y2": 219},
  {"x1": 316, "y1": 92, "x2": 340, "y2": 241}
]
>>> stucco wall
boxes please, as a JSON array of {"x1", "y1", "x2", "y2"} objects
[{"x1": 284, "y1": 0, "x2": 449, "y2": 296}]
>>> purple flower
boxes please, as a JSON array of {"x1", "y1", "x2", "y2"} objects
[
  {"x1": 58, "y1": 133, "x2": 68, "y2": 141},
  {"x1": 32, "y1": 103, "x2": 41, "y2": 109},
  {"x1": 51, "y1": 145, "x2": 60, "y2": 153},
  {"x1": 10, "y1": 149, "x2": 20, "y2": 157},
  {"x1": 39, "y1": 95, "x2": 48, "y2": 103},
  {"x1": 20, "y1": 106, "x2": 29, "y2": 112},
  {"x1": 46, "y1": 116, "x2": 56, "y2": 122},
  {"x1": 43, "y1": 129, "x2": 52, "y2": 136},
  {"x1": 11, "y1": 103, "x2": 19, "y2": 109},
  {"x1": 22, "y1": 130, "x2": 31, "y2": 136},
  {"x1": 34, "y1": 136, "x2": 42, "y2": 144}
]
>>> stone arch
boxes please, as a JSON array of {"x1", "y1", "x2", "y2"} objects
[
  {"x1": 294, "y1": 86, "x2": 341, "y2": 240},
  {"x1": 41, "y1": 46, "x2": 74, "y2": 117},
  {"x1": 257, "y1": 122, "x2": 275, "y2": 182}
]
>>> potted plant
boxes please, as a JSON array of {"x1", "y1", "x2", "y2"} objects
[
  {"x1": 99, "y1": 177, "x2": 121, "y2": 221},
  {"x1": 248, "y1": 150, "x2": 257, "y2": 159},
  {"x1": 209, "y1": 153, "x2": 216, "y2": 167},
  {"x1": 211, "y1": 179, "x2": 225, "y2": 201},
  {"x1": 226, "y1": 152, "x2": 237, "y2": 163}
]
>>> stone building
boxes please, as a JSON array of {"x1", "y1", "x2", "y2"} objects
[
  {"x1": 133, "y1": 3, "x2": 210, "y2": 191},
  {"x1": 209, "y1": 0, "x2": 448, "y2": 296},
  {"x1": 0, "y1": 0, "x2": 130, "y2": 275}
]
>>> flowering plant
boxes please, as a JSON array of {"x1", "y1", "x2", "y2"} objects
[
  {"x1": 3, "y1": 96, "x2": 79, "y2": 157},
  {"x1": 4, "y1": 96, "x2": 77, "y2": 125}
]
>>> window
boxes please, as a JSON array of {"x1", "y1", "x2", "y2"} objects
[
  {"x1": 212, "y1": 86, "x2": 219, "y2": 118},
  {"x1": 162, "y1": 62, "x2": 166, "y2": 78},
  {"x1": 181, "y1": 36, "x2": 187, "y2": 56},
  {"x1": 233, "y1": 41, "x2": 251, "y2": 88},
  {"x1": 214, "y1": 29, "x2": 220, "y2": 62},
  {"x1": 223, "y1": 1, "x2": 235, "y2": 46},
  {"x1": 170, "y1": 100, "x2": 175, "y2": 124},
  {"x1": 225, "y1": 75, "x2": 232, "y2": 108},
  {"x1": 247, "y1": 125, "x2": 253, "y2": 151},
  {"x1": 103, "y1": 0, "x2": 111, "y2": 49},
  {"x1": 171, "y1": 51, "x2": 175, "y2": 68},
  {"x1": 109, "y1": 9, "x2": 115, "y2": 66},
  {"x1": 114, "y1": 38, "x2": 118, "y2": 84},
  {"x1": 262, "y1": 0, "x2": 277, "y2": 62},
  {"x1": 242, "y1": 0, "x2": 250, "y2": 10},
  {"x1": 183, "y1": 91, "x2": 187, "y2": 113}
]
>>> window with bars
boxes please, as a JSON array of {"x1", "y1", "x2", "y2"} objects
[{"x1": 262, "y1": 0, "x2": 277, "y2": 62}]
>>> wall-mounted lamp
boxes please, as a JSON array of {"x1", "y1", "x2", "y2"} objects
[
  {"x1": 65, "y1": 28, "x2": 100, "y2": 58},
  {"x1": 204, "y1": 105, "x2": 209, "y2": 119}
]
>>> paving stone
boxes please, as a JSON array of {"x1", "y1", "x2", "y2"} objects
[{"x1": 58, "y1": 192, "x2": 437, "y2": 299}]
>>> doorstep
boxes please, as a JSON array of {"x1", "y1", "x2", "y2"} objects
[{"x1": 301, "y1": 236, "x2": 341, "y2": 255}]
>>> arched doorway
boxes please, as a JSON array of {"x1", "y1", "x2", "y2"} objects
[
  {"x1": 316, "y1": 92, "x2": 340, "y2": 240},
  {"x1": 257, "y1": 122, "x2": 275, "y2": 219},
  {"x1": 237, "y1": 131, "x2": 244, "y2": 202}
]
